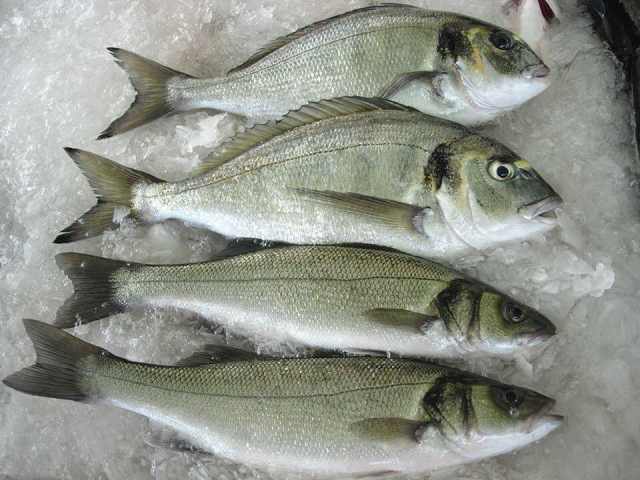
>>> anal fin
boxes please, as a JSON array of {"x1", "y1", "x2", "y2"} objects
[{"x1": 144, "y1": 424, "x2": 210, "y2": 455}]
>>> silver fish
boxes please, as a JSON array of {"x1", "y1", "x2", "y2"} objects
[
  {"x1": 3, "y1": 320, "x2": 564, "y2": 477},
  {"x1": 98, "y1": 4, "x2": 551, "y2": 137},
  {"x1": 56, "y1": 97, "x2": 562, "y2": 260},
  {"x1": 54, "y1": 245, "x2": 557, "y2": 359}
]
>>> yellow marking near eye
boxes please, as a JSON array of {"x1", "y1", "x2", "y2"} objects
[
  {"x1": 513, "y1": 159, "x2": 530, "y2": 169},
  {"x1": 466, "y1": 28, "x2": 486, "y2": 74}
]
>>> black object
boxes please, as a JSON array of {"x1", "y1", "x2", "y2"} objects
[{"x1": 587, "y1": 0, "x2": 640, "y2": 158}]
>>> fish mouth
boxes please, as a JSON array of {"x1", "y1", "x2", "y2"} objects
[
  {"x1": 522, "y1": 64, "x2": 551, "y2": 80},
  {"x1": 526, "y1": 398, "x2": 564, "y2": 434},
  {"x1": 518, "y1": 196, "x2": 563, "y2": 223},
  {"x1": 519, "y1": 326, "x2": 556, "y2": 347}
]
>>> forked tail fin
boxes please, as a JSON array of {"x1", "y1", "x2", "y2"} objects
[
  {"x1": 2, "y1": 319, "x2": 105, "y2": 402},
  {"x1": 98, "y1": 48, "x2": 194, "y2": 139},
  {"x1": 54, "y1": 148, "x2": 163, "y2": 243},
  {"x1": 55, "y1": 252, "x2": 135, "y2": 328}
]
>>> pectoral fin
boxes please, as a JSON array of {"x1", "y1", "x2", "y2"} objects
[
  {"x1": 366, "y1": 309, "x2": 439, "y2": 334},
  {"x1": 293, "y1": 188, "x2": 424, "y2": 233},
  {"x1": 350, "y1": 418, "x2": 425, "y2": 444},
  {"x1": 379, "y1": 71, "x2": 449, "y2": 102}
]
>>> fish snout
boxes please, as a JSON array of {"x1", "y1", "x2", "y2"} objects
[
  {"x1": 520, "y1": 315, "x2": 557, "y2": 347},
  {"x1": 525, "y1": 396, "x2": 563, "y2": 434},
  {"x1": 522, "y1": 63, "x2": 551, "y2": 80},
  {"x1": 518, "y1": 195, "x2": 563, "y2": 223}
]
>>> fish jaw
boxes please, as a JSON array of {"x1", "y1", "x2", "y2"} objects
[{"x1": 455, "y1": 57, "x2": 551, "y2": 115}]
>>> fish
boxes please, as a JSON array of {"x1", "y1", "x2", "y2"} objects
[
  {"x1": 54, "y1": 245, "x2": 557, "y2": 359},
  {"x1": 3, "y1": 319, "x2": 564, "y2": 477},
  {"x1": 502, "y1": 0, "x2": 561, "y2": 53},
  {"x1": 55, "y1": 97, "x2": 563, "y2": 260},
  {"x1": 98, "y1": 4, "x2": 551, "y2": 137}
]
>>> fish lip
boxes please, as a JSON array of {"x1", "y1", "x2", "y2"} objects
[
  {"x1": 522, "y1": 64, "x2": 551, "y2": 79},
  {"x1": 527, "y1": 411, "x2": 564, "y2": 434},
  {"x1": 519, "y1": 326, "x2": 556, "y2": 347},
  {"x1": 526, "y1": 398, "x2": 563, "y2": 433},
  {"x1": 518, "y1": 195, "x2": 563, "y2": 222}
]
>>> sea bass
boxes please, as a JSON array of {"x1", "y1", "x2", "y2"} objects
[
  {"x1": 98, "y1": 4, "x2": 551, "y2": 137},
  {"x1": 54, "y1": 246, "x2": 556, "y2": 359},
  {"x1": 3, "y1": 320, "x2": 563, "y2": 477},
  {"x1": 55, "y1": 97, "x2": 562, "y2": 259}
]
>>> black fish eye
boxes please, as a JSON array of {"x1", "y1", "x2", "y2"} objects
[
  {"x1": 488, "y1": 161, "x2": 516, "y2": 181},
  {"x1": 503, "y1": 389, "x2": 522, "y2": 407},
  {"x1": 497, "y1": 166, "x2": 510, "y2": 178},
  {"x1": 490, "y1": 30, "x2": 515, "y2": 51},
  {"x1": 503, "y1": 302, "x2": 525, "y2": 323}
]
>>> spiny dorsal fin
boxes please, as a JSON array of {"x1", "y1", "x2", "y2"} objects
[
  {"x1": 174, "y1": 344, "x2": 259, "y2": 367},
  {"x1": 192, "y1": 96, "x2": 418, "y2": 175},
  {"x1": 227, "y1": 4, "x2": 422, "y2": 75}
]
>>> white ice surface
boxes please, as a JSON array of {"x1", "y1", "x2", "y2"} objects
[{"x1": 1, "y1": 0, "x2": 640, "y2": 479}]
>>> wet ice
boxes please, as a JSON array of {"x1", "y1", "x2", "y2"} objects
[{"x1": 1, "y1": 1, "x2": 639, "y2": 479}]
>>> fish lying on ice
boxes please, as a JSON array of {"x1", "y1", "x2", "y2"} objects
[
  {"x1": 3, "y1": 319, "x2": 564, "y2": 477},
  {"x1": 98, "y1": 4, "x2": 551, "y2": 137},
  {"x1": 56, "y1": 97, "x2": 562, "y2": 259},
  {"x1": 54, "y1": 245, "x2": 557, "y2": 359}
]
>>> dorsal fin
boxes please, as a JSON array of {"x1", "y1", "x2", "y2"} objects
[
  {"x1": 227, "y1": 4, "x2": 421, "y2": 75},
  {"x1": 174, "y1": 344, "x2": 260, "y2": 367},
  {"x1": 192, "y1": 96, "x2": 418, "y2": 175}
]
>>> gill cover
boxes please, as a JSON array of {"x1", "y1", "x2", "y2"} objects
[{"x1": 437, "y1": 18, "x2": 550, "y2": 112}]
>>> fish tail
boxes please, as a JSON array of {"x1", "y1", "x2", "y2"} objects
[
  {"x1": 98, "y1": 48, "x2": 194, "y2": 138},
  {"x1": 54, "y1": 148, "x2": 163, "y2": 243},
  {"x1": 55, "y1": 252, "x2": 131, "y2": 328},
  {"x1": 2, "y1": 319, "x2": 105, "y2": 402}
]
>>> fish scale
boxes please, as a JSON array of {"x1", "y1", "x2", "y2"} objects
[
  {"x1": 98, "y1": 4, "x2": 550, "y2": 137},
  {"x1": 3, "y1": 321, "x2": 562, "y2": 477},
  {"x1": 55, "y1": 245, "x2": 557, "y2": 359},
  {"x1": 181, "y1": 8, "x2": 445, "y2": 116}
]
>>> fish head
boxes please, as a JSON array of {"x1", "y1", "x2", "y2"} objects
[
  {"x1": 433, "y1": 279, "x2": 556, "y2": 355},
  {"x1": 422, "y1": 375, "x2": 562, "y2": 459},
  {"x1": 438, "y1": 19, "x2": 550, "y2": 112},
  {"x1": 426, "y1": 135, "x2": 562, "y2": 249}
]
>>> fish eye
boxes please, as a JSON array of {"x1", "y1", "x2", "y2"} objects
[
  {"x1": 502, "y1": 302, "x2": 525, "y2": 323},
  {"x1": 503, "y1": 389, "x2": 523, "y2": 408},
  {"x1": 490, "y1": 30, "x2": 515, "y2": 51},
  {"x1": 492, "y1": 386, "x2": 525, "y2": 416},
  {"x1": 488, "y1": 161, "x2": 516, "y2": 181}
]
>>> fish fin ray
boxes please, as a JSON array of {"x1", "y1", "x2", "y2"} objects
[
  {"x1": 366, "y1": 309, "x2": 439, "y2": 334},
  {"x1": 349, "y1": 418, "x2": 425, "y2": 444},
  {"x1": 192, "y1": 96, "x2": 417, "y2": 175},
  {"x1": 54, "y1": 148, "x2": 163, "y2": 243},
  {"x1": 227, "y1": 4, "x2": 421, "y2": 74},
  {"x1": 378, "y1": 71, "x2": 447, "y2": 98},
  {"x1": 174, "y1": 345, "x2": 259, "y2": 366},
  {"x1": 144, "y1": 425, "x2": 210, "y2": 455},
  {"x1": 55, "y1": 253, "x2": 132, "y2": 327},
  {"x1": 293, "y1": 188, "x2": 424, "y2": 233},
  {"x1": 2, "y1": 319, "x2": 104, "y2": 402},
  {"x1": 98, "y1": 48, "x2": 194, "y2": 138}
]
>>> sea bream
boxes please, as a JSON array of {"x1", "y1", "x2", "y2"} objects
[
  {"x1": 54, "y1": 245, "x2": 557, "y2": 359},
  {"x1": 55, "y1": 97, "x2": 562, "y2": 259},
  {"x1": 98, "y1": 4, "x2": 552, "y2": 137},
  {"x1": 3, "y1": 320, "x2": 564, "y2": 477}
]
